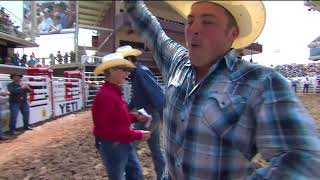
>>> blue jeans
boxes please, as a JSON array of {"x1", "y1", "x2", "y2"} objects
[
  {"x1": 96, "y1": 137, "x2": 144, "y2": 180},
  {"x1": 9, "y1": 101, "x2": 30, "y2": 131},
  {"x1": 126, "y1": 109, "x2": 165, "y2": 180},
  {"x1": 303, "y1": 84, "x2": 309, "y2": 93},
  {"x1": 0, "y1": 106, "x2": 3, "y2": 137}
]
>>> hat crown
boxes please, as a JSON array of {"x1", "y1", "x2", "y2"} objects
[
  {"x1": 116, "y1": 45, "x2": 134, "y2": 53},
  {"x1": 102, "y1": 52, "x2": 125, "y2": 63},
  {"x1": 116, "y1": 45, "x2": 142, "y2": 57}
]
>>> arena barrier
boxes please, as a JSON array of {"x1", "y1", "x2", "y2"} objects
[
  {"x1": 0, "y1": 67, "x2": 84, "y2": 133},
  {"x1": 0, "y1": 72, "x2": 52, "y2": 132},
  {"x1": 83, "y1": 71, "x2": 104, "y2": 107},
  {"x1": 52, "y1": 77, "x2": 83, "y2": 116}
]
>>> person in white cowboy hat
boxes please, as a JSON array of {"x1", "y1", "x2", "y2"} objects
[
  {"x1": 92, "y1": 52, "x2": 151, "y2": 180},
  {"x1": 116, "y1": 45, "x2": 165, "y2": 180},
  {"x1": 124, "y1": 0, "x2": 320, "y2": 179}
]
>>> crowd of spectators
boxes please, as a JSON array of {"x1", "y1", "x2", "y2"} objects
[
  {"x1": 24, "y1": 1, "x2": 76, "y2": 35},
  {"x1": 0, "y1": 50, "x2": 76, "y2": 67},
  {"x1": 273, "y1": 63, "x2": 320, "y2": 78},
  {"x1": 0, "y1": 52, "x2": 42, "y2": 67},
  {"x1": 0, "y1": 7, "x2": 25, "y2": 38}
]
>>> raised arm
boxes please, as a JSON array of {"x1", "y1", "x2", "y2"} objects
[{"x1": 124, "y1": 0, "x2": 188, "y2": 83}]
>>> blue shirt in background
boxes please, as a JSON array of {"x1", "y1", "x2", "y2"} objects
[{"x1": 128, "y1": 63, "x2": 164, "y2": 112}]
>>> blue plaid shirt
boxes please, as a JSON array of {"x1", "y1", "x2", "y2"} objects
[{"x1": 126, "y1": 1, "x2": 320, "y2": 179}]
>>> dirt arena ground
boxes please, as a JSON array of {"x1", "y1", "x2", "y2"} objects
[{"x1": 0, "y1": 93, "x2": 319, "y2": 180}]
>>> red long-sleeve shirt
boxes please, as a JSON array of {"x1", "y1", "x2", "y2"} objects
[{"x1": 92, "y1": 81, "x2": 143, "y2": 143}]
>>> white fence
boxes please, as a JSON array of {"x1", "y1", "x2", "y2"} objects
[
  {"x1": 52, "y1": 77, "x2": 83, "y2": 116},
  {"x1": 0, "y1": 74, "x2": 53, "y2": 131},
  {"x1": 0, "y1": 70, "x2": 83, "y2": 133}
]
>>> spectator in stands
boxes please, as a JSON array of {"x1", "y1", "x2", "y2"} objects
[
  {"x1": 28, "y1": 54, "x2": 39, "y2": 67},
  {"x1": 12, "y1": 53, "x2": 20, "y2": 66},
  {"x1": 66, "y1": 2, "x2": 76, "y2": 28},
  {"x1": 69, "y1": 51, "x2": 76, "y2": 63},
  {"x1": 0, "y1": 85, "x2": 10, "y2": 140},
  {"x1": 303, "y1": 77, "x2": 311, "y2": 93},
  {"x1": 20, "y1": 54, "x2": 28, "y2": 67},
  {"x1": 63, "y1": 52, "x2": 69, "y2": 64},
  {"x1": 38, "y1": 8, "x2": 53, "y2": 34},
  {"x1": 7, "y1": 73, "x2": 32, "y2": 135},
  {"x1": 92, "y1": 52, "x2": 151, "y2": 180},
  {"x1": 56, "y1": 51, "x2": 63, "y2": 64},
  {"x1": 117, "y1": 45, "x2": 165, "y2": 180},
  {"x1": 49, "y1": 15, "x2": 62, "y2": 33},
  {"x1": 125, "y1": 1, "x2": 320, "y2": 179},
  {"x1": 54, "y1": 2, "x2": 68, "y2": 29},
  {"x1": 49, "y1": 53, "x2": 55, "y2": 65}
]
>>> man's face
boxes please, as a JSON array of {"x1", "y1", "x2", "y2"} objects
[
  {"x1": 185, "y1": 2, "x2": 238, "y2": 67},
  {"x1": 109, "y1": 67, "x2": 130, "y2": 85},
  {"x1": 12, "y1": 75, "x2": 22, "y2": 83}
]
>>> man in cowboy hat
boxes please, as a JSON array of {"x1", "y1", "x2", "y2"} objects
[
  {"x1": 92, "y1": 52, "x2": 151, "y2": 180},
  {"x1": 7, "y1": 73, "x2": 32, "y2": 135},
  {"x1": 116, "y1": 45, "x2": 165, "y2": 180},
  {"x1": 124, "y1": 0, "x2": 320, "y2": 179}
]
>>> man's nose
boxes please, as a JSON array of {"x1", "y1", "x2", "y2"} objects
[{"x1": 189, "y1": 21, "x2": 200, "y2": 35}]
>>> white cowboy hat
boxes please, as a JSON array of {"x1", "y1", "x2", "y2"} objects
[
  {"x1": 165, "y1": 1, "x2": 266, "y2": 49},
  {"x1": 93, "y1": 52, "x2": 135, "y2": 75},
  {"x1": 116, "y1": 45, "x2": 142, "y2": 57}
]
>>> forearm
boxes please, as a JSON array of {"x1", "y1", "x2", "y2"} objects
[
  {"x1": 7, "y1": 85, "x2": 24, "y2": 94},
  {"x1": 249, "y1": 151, "x2": 320, "y2": 179}
]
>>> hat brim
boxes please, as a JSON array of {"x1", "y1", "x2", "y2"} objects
[
  {"x1": 165, "y1": 1, "x2": 266, "y2": 49},
  {"x1": 93, "y1": 59, "x2": 136, "y2": 75},
  {"x1": 120, "y1": 49, "x2": 142, "y2": 57}
]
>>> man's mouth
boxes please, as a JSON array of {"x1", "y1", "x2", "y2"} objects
[
  {"x1": 190, "y1": 39, "x2": 201, "y2": 48},
  {"x1": 190, "y1": 43, "x2": 200, "y2": 48}
]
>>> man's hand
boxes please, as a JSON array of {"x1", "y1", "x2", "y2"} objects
[
  {"x1": 0, "y1": 91, "x2": 10, "y2": 96},
  {"x1": 140, "y1": 130, "x2": 151, "y2": 141},
  {"x1": 21, "y1": 83, "x2": 32, "y2": 91},
  {"x1": 136, "y1": 113, "x2": 152, "y2": 123}
]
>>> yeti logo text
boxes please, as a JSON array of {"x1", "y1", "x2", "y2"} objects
[{"x1": 59, "y1": 101, "x2": 78, "y2": 114}]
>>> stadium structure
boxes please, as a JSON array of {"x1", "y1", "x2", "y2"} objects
[{"x1": 305, "y1": 0, "x2": 320, "y2": 61}]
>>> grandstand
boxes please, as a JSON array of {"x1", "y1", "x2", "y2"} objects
[
  {"x1": 304, "y1": 0, "x2": 320, "y2": 12},
  {"x1": 305, "y1": 1, "x2": 320, "y2": 61},
  {"x1": 274, "y1": 62, "x2": 320, "y2": 78}
]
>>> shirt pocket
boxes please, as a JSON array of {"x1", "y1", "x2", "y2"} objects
[
  {"x1": 165, "y1": 77, "x2": 183, "y2": 108},
  {"x1": 202, "y1": 93, "x2": 247, "y2": 139}
]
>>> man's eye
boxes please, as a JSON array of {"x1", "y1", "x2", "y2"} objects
[{"x1": 187, "y1": 20, "x2": 193, "y2": 25}]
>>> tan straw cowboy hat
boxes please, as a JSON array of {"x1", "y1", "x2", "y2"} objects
[
  {"x1": 116, "y1": 45, "x2": 142, "y2": 57},
  {"x1": 93, "y1": 52, "x2": 136, "y2": 75},
  {"x1": 165, "y1": 1, "x2": 266, "y2": 49}
]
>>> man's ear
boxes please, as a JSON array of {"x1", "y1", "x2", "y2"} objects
[{"x1": 231, "y1": 27, "x2": 239, "y2": 40}]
